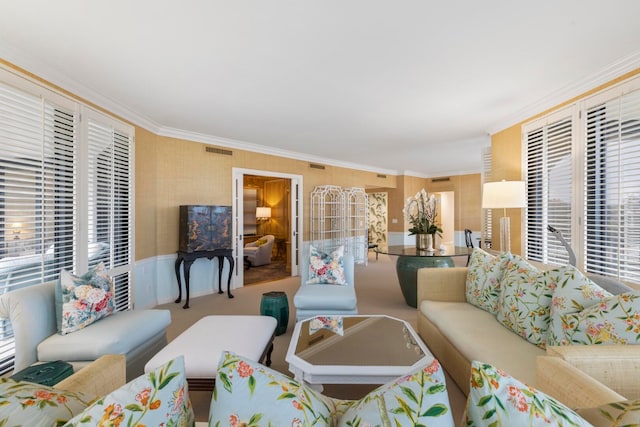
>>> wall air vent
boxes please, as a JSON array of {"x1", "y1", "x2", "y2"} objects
[
  {"x1": 205, "y1": 146, "x2": 233, "y2": 156},
  {"x1": 309, "y1": 163, "x2": 326, "y2": 170},
  {"x1": 376, "y1": 174, "x2": 387, "y2": 179},
  {"x1": 431, "y1": 177, "x2": 450, "y2": 182}
]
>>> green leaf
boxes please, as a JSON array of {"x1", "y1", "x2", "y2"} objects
[
  {"x1": 124, "y1": 403, "x2": 144, "y2": 412},
  {"x1": 422, "y1": 403, "x2": 449, "y2": 417}
]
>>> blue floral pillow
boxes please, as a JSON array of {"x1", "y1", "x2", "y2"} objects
[
  {"x1": 307, "y1": 245, "x2": 346, "y2": 285},
  {"x1": 546, "y1": 265, "x2": 612, "y2": 346},
  {"x1": 337, "y1": 359, "x2": 454, "y2": 427},
  {"x1": 56, "y1": 261, "x2": 116, "y2": 335},
  {"x1": 496, "y1": 255, "x2": 553, "y2": 348},
  {"x1": 465, "y1": 361, "x2": 592, "y2": 426},
  {"x1": 465, "y1": 249, "x2": 512, "y2": 314},
  {"x1": 209, "y1": 351, "x2": 338, "y2": 426},
  {"x1": 65, "y1": 356, "x2": 194, "y2": 426},
  {"x1": 0, "y1": 378, "x2": 93, "y2": 427}
]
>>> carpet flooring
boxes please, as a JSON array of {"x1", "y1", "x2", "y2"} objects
[
  {"x1": 243, "y1": 258, "x2": 289, "y2": 285},
  {"x1": 156, "y1": 252, "x2": 466, "y2": 424}
]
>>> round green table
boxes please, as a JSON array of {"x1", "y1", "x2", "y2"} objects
[{"x1": 376, "y1": 244, "x2": 472, "y2": 308}]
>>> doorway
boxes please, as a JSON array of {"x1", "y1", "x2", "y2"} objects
[{"x1": 232, "y1": 168, "x2": 303, "y2": 288}]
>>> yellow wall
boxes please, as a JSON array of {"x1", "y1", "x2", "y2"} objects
[{"x1": 490, "y1": 68, "x2": 640, "y2": 254}]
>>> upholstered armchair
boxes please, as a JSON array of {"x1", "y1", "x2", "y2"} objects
[
  {"x1": 293, "y1": 248, "x2": 357, "y2": 321},
  {"x1": 244, "y1": 235, "x2": 275, "y2": 268}
]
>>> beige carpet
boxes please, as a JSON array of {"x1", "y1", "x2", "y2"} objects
[{"x1": 156, "y1": 252, "x2": 467, "y2": 424}]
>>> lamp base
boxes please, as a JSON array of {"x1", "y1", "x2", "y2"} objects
[{"x1": 499, "y1": 216, "x2": 511, "y2": 253}]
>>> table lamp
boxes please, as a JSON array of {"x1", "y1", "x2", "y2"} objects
[
  {"x1": 256, "y1": 207, "x2": 271, "y2": 221},
  {"x1": 482, "y1": 180, "x2": 526, "y2": 252}
]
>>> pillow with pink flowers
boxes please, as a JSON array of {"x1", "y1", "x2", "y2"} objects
[
  {"x1": 56, "y1": 261, "x2": 116, "y2": 335},
  {"x1": 465, "y1": 249, "x2": 512, "y2": 314}
]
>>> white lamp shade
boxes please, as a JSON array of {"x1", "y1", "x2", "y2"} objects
[
  {"x1": 256, "y1": 207, "x2": 271, "y2": 219},
  {"x1": 482, "y1": 180, "x2": 526, "y2": 209}
]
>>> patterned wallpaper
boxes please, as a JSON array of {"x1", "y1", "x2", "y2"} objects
[{"x1": 368, "y1": 192, "x2": 388, "y2": 245}]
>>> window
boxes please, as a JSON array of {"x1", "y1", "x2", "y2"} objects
[
  {"x1": 0, "y1": 68, "x2": 134, "y2": 372},
  {"x1": 523, "y1": 74, "x2": 640, "y2": 284},
  {"x1": 524, "y1": 108, "x2": 576, "y2": 266},
  {"x1": 481, "y1": 147, "x2": 493, "y2": 247}
]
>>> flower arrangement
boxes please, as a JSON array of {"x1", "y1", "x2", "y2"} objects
[{"x1": 403, "y1": 189, "x2": 443, "y2": 236}]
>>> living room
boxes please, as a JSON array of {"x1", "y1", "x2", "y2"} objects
[{"x1": 1, "y1": 2, "x2": 640, "y2": 425}]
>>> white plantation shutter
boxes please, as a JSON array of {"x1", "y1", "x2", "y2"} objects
[
  {"x1": 524, "y1": 108, "x2": 575, "y2": 265},
  {"x1": 584, "y1": 85, "x2": 640, "y2": 283},
  {"x1": 0, "y1": 69, "x2": 134, "y2": 372},
  {"x1": 480, "y1": 147, "x2": 492, "y2": 246},
  {"x1": 86, "y1": 111, "x2": 134, "y2": 311}
]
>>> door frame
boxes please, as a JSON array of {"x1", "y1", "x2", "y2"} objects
[{"x1": 232, "y1": 168, "x2": 303, "y2": 288}]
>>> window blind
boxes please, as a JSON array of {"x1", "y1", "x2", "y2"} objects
[
  {"x1": 524, "y1": 109, "x2": 574, "y2": 265},
  {"x1": 480, "y1": 146, "x2": 492, "y2": 246},
  {"x1": 0, "y1": 68, "x2": 134, "y2": 373},
  {"x1": 584, "y1": 87, "x2": 640, "y2": 283}
]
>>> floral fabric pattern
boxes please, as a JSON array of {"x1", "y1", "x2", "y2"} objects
[
  {"x1": 209, "y1": 351, "x2": 454, "y2": 427},
  {"x1": 496, "y1": 255, "x2": 554, "y2": 348},
  {"x1": 546, "y1": 265, "x2": 612, "y2": 346},
  {"x1": 465, "y1": 361, "x2": 592, "y2": 426},
  {"x1": 56, "y1": 261, "x2": 115, "y2": 335},
  {"x1": 575, "y1": 399, "x2": 640, "y2": 426},
  {"x1": 65, "y1": 355, "x2": 194, "y2": 427},
  {"x1": 551, "y1": 292, "x2": 640, "y2": 345},
  {"x1": 309, "y1": 316, "x2": 344, "y2": 336},
  {"x1": 0, "y1": 378, "x2": 93, "y2": 427},
  {"x1": 307, "y1": 245, "x2": 346, "y2": 285},
  {"x1": 337, "y1": 359, "x2": 454, "y2": 427},
  {"x1": 209, "y1": 351, "x2": 338, "y2": 426},
  {"x1": 465, "y1": 249, "x2": 512, "y2": 314}
]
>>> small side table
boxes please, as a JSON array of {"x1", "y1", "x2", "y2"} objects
[
  {"x1": 260, "y1": 291, "x2": 289, "y2": 336},
  {"x1": 174, "y1": 249, "x2": 234, "y2": 309}
]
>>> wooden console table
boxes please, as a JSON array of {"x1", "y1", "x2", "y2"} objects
[{"x1": 174, "y1": 249, "x2": 234, "y2": 309}]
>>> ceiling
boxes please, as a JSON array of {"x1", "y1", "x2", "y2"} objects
[{"x1": 1, "y1": 1, "x2": 640, "y2": 177}]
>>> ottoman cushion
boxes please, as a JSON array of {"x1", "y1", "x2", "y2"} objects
[{"x1": 145, "y1": 315, "x2": 277, "y2": 379}]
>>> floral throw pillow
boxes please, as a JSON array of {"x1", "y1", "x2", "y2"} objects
[
  {"x1": 465, "y1": 360, "x2": 592, "y2": 426},
  {"x1": 56, "y1": 261, "x2": 116, "y2": 335},
  {"x1": 575, "y1": 399, "x2": 640, "y2": 427},
  {"x1": 496, "y1": 255, "x2": 553, "y2": 348},
  {"x1": 337, "y1": 359, "x2": 454, "y2": 427},
  {"x1": 307, "y1": 245, "x2": 346, "y2": 285},
  {"x1": 0, "y1": 378, "x2": 93, "y2": 427},
  {"x1": 546, "y1": 265, "x2": 612, "y2": 346},
  {"x1": 551, "y1": 292, "x2": 640, "y2": 345},
  {"x1": 65, "y1": 356, "x2": 194, "y2": 426},
  {"x1": 465, "y1": 248, "x2": 512, "y2": 314},
  {"x1": 209, "y1": 351, "x2": 338, "y2": 426}
]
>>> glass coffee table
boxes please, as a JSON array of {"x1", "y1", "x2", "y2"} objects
[{"x1": 285, "y1": 315, "x2": 432, "y2": 386}]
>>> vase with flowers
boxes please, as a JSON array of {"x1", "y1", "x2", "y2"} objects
[{"x1": 403, "y1": 189, "x2": 443, "y2": 252}]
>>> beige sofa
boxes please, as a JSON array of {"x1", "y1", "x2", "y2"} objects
[{"x1": 417, "y1": 267, "x2": 640, "y2": 409}]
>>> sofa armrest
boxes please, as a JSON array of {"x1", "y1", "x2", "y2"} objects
[
  {"x1": 545, "y1": 345, "x2": 640, "y2": 400},
  {"x1": 417, "y1": 267, "x2": 467, "y2": 304},
  {"x1": 54, "y1": 354, "x2": 126, "y2": 397},
  {"x1": 536, "y1": 356, "x2": 625, "y2": 409}
]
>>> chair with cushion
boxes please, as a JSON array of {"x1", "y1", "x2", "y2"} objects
[
  {"x1": 0, "y1": 263, "x2": 171, "y2": 381},
  {"x1": 293, "y1": 245, "x2": 357, "y2": 321},
  {"x1": 244, "y1": 235, "x2": 275, "y2": 268}
]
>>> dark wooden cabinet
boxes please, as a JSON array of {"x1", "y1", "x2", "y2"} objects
[{"x1": 179, "y1": 205, "x2": 232, "y2": 252}]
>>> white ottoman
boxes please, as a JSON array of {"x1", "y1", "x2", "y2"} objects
[{"x1": 144, "y1": 315, "x2": 277, "y2": 390}]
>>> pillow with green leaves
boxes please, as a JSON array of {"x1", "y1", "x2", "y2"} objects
[
  {"x1": 65, "y1": 356, "x2": 194, "y2": 426},
  {"x1": 465, "y1": 248, "x2": 512, "y2": 314},
  {"x1": 0, "y1": 377, "x2": 93, "y2": 427},
  {"x1": 465, "y1": 360, "x2": 592, "y2": 426}
]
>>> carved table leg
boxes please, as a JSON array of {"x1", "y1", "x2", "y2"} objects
[{"x1": 174, "y1": 257, "x2": 183, "y2": 304}]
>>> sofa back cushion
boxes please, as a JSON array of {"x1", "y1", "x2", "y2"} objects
[
  {"x1": 496, "y1": 255, "x2": 553, "y2": 348},
  {"x1": 465, "y1": 248, "x2": 512, "y2": 314}
]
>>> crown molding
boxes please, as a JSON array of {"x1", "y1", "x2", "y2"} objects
[
  {"x1": 158, "y1": 126, "x2": 401, "y2": 176},
  {"x1": 488, "y1": 50, "x2": 640, "y2": 135}
]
